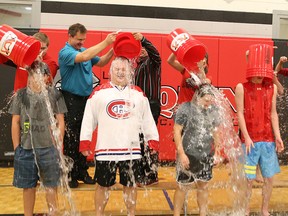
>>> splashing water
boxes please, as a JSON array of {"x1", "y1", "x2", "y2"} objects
[
  {"x1": 23, "y1": 63, "x2": 79, "y2": 216},
  {"x1": 173, "y1": 64, "x2": 248, "y2": 215}
]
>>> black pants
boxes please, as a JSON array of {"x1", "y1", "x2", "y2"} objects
[
  {"x1": 139, "y1": 133, "x2": 159, "y2": 181},
  {"x1": 139, "y1": 100, "x2": 161, "y2": 181},
  {"x1": 62, "y1": 90, "x2": 89, "y2": 181}
]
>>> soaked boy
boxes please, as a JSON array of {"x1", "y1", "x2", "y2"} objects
[
  {"x1": 9, "y1": 61, "x2": 67, "y2": 216},
  {"x1": 173, "y1": 84, "x2": 221, "y2": 216}
]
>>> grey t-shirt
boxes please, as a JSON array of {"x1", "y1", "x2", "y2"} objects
[
  {"x1": 8, "y1": 87, "x2": 67, "y2": 149},
  {"x1": 174, "y1": 102, "x2": 220, "y2": 159}
]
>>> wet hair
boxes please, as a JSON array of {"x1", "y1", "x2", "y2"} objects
[
  {"x1": 68, "y1": 23, "x2": 87, "y2": 37},
  {"x1": 196, "y1": 84, "x2": 214, "y2": 98},
  {"x1": 27, "y1": 61, "x2": 50, "y2": 76},
  {"x1": 109, "y1": 57, "x2": 132, "y2": 75},
  {"x1": 33, "y1": 32, "x2": 50, "y2": 47}
]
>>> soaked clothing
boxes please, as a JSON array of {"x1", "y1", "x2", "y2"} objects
[
  {"x1": 242, "y1": 142, "x2": 280, "y2": 179},
  {"x1": 95, "y1": 158, "x2": 142, "y2": 187},
  {"x1": 79, "y1": 82, "x2": 159, "y2": 161},
  {"x1": 8, "y1": 86, "x2": 66, "y2": 189},
  {"x1": 174, "y1": 101, "x2": 219, "y2": 183},
  {"x1": 8, "y1": 87, "x2": 67, "y2": 149},
  {"x1": 241, "y1": 81, "x2": 274, "y2": 143},
  {"x1": 175, "y1": 102, "x2": 220, "y2": 159},
  {"x1": 176, "y1": 155, "x2": 214, "y2": 184},
  {"x1": 13, "y1": 145, "x2": 60, "y2": 188}
]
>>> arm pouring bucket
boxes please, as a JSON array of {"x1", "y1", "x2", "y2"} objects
[
  {"x1": 246, "y1": 44, "x2": 274, "y2": 80},
  {"x1": 167, "y1": 28, "x2": 207, "y2": 71},
  {"x1": 0, "y1": 24, "x2": 41, "y2": 68}
]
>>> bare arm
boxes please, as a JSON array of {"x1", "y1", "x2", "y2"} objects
[
  {"x1": 235, "y1": 83, "x2": 254, "y2": 154},
  {"x1": 173, "y1": 123, "x2": 189, "y2": 169},
  {"x1": 167, "y1": 53, "x2": 185, "y2": 73},
  {"x1": 272, "y1": 75, "x2": 284, "y2": 95},
  {"x1": 56, "y1": 113, "x2": 65, "y2": 143},
  {"x1": 275, "y1": 56, "x2": 287, "y2": 72},
  {"x1": 74, "y1": 33, "x2": 116, "y2": 63},
  {"x1": 11, "y1": 115, "x2": 20, "y2": 150},
  {"x1": 95, "y1": 48, "x2": 114, "y2": 67},
  {"x1": 271, "y1": 84, "x2": 284, "y2": 153}
]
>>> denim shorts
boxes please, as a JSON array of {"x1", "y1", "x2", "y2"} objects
[
  {"x1": 242, "y1": 142, "x2": 280, "y2": 179},
  {"x1": 13, "y1": 145, "x2": 61, "y2": 188}
]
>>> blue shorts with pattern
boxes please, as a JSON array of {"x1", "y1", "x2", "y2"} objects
[
  {"x1": 242, "y1": 142, "x2": 280, "y2": 179},
  {"x1": 13, "y1": 145, "x2": 61, "y2": 188}
]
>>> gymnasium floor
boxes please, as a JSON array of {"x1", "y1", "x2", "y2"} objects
[{"x1": 0, "y1": 165, "x2": 288, "y2": 216}]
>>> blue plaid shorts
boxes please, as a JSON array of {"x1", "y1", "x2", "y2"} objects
[{"x1": 13, "y1": 145, "x2": 60, "y2": 188}]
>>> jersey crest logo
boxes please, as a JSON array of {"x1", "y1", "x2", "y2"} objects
[{"x1": 107, "y1": 99, "x2": 134, "y2": 119}]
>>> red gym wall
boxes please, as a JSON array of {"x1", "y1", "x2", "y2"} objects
[{"x1": 40, "y1": 29, "x2": 274, "y2": 161}]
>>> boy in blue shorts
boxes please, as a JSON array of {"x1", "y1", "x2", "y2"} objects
[
  {"x1": 9, "y1": 61, "x2": 67, "y2": 216},
  {"x1": 235, "y1": 44, "x2": 284, "y2": 216}
]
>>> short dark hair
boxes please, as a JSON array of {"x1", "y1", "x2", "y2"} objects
[{"x1": 68, "y1": 23, "x2": 87, "y2": 37}]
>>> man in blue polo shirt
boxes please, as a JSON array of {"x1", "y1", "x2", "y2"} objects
[{"x1": 59, "y1": 23, "x2": 117, "y2": 188}]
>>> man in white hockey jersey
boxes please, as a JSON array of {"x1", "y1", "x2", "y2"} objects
[{"x1": 79, "y1": 57, "x2": 159, "y2": 216}]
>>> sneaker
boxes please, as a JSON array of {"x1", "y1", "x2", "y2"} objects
[
  {"x1": 78, "y1": 175, "x2": 96, "y2": 184},
  {"x1": 68, "y1": 179, "x2": 79, "y2": 188}
]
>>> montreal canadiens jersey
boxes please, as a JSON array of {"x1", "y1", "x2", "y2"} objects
[{"x1": 80, "y1": 82, "x2": 159, "y2": 161}]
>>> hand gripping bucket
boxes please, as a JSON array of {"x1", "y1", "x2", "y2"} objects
[
  {"x1": 0, "y1": 24, "x2": 41, "y2": 67},
  {"x1": 167, "y1": 28, "x2": 207, "y2": 71},
  {"x1": 246, "y1": 44, "x2": 274, "y2": 80},
  {"x1": 113, "y1": 32, "x2": 141, "y2": 59}
]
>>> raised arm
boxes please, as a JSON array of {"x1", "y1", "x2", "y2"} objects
[
  {"x1": 75, "y1": 33, "x2": 116, "y2": 63},
  {"x1": 167, "y1": 53, "x2": 185, "y2": 73},
  {"x1": 133, "y1": 33, "x2": 161, "y2": 66}
]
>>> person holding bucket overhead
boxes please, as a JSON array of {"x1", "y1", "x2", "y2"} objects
[
  {"x1": 132, "y1": 32, "x2": 161, "y2": 186},
  {"x1": 58, "y1": 23, "x2": 117, "y2": 188},
  {"x1": 167, "y1": 29, "x2": 211, "y2": 107},
  {"x1": 13, "y1": 32, "x2": 58, "y2": 91}
]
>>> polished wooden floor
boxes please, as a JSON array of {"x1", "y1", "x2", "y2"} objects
[{"x1": 0, "y1": 165, "x2": 288, "y2": 215}]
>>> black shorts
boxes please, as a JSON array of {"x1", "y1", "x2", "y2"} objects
[
  {"x1": 95, "y1": 159, "x2": 142, "y2": 187},
  {"x1": 176, "y1": 154, "x2": 214, "y2": 184}
]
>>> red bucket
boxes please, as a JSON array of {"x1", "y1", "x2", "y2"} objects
[
  {"x1": 246, "y1": 44, "x2": 274, "y2": 80},
  {"x1": 0, "y1": 24, "x2": 41, "y2": 67},
  {"x1": 113, "y1": 32, "x2": 141, "y2": 59},
  {"x1": 167, "y1": 28, "x2": 206, "y2": 71},
  {"x1": 0, "y1": 53, "x2": 9, "y2": 64}
]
